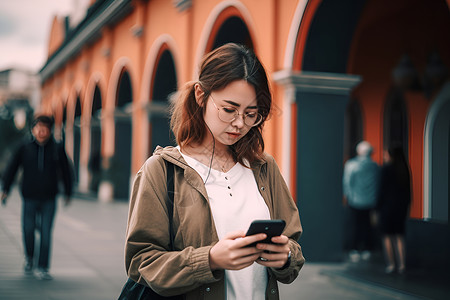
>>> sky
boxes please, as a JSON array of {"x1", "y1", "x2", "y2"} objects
[{"x1": 0, "y1": 0, "x2": 75, "y2": 73}]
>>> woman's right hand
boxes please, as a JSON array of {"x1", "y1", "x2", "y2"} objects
[{"x1": 209, "y1": 231, "x2": 266, "y2": 271}]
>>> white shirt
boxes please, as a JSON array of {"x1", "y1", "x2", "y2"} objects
[{"x1": 178, "y1": 148, "x2": 270, "y2": 300}]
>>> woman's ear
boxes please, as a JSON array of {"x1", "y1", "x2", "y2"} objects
[{"x1": 194, "y1": 83, "x2": 205, "y2": 107}]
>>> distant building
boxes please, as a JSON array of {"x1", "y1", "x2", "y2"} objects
[
  {"x1": 0, "y1": 68, "x2": 40, "y2": 125},
  {"x1": 0, "y1": 68, "x2": 40, "y2": 176},
  {"x1": 38, "y1": 0, "x2": 450, "y2": 269}
]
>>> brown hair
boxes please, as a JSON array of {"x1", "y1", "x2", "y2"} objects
[{"x1": 170, "y1": 43, "x2": 272, "y2": 165}]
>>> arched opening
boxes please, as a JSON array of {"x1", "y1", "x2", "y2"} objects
[
  {"x1": 383, "y1": 88, "x2": 409, "y2": 158},
  {"x1": 73, "y1": 96, "x2": 82, "y2": 185},
  {"x1": 148, "y1": 49, "x2": 177, "y2": 153},
  {"x1": 113, "y1": 71, "x2": 132, "y2": 200},
  {"x1": 425, "y1": 82, "x2": 450, "y2": 223},
  {"x1": 211, "y1": 16, "x2": 253, "y2": 51},
  {"x1": 89, "y1": 85, "x2": 102, "y2": 194}
]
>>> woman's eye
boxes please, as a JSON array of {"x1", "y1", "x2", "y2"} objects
[
  {"x1": 222, "y1": 107, "x2": 236, "y2": 114},
  {"x1": 245, "y1": 112, "x2": 257, "y2": 118}
]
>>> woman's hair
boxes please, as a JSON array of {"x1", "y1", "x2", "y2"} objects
[{"x1": 170, "y1": 43, "x2": 272, "y2": 164}]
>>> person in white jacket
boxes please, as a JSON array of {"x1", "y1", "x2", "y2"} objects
[{"x1": 343, "y1": 141, "x2": 380, "y2": 262}]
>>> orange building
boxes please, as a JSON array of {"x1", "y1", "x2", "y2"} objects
[{"x1": 40, "y1": 0, "x2": 450, "y2": 265}]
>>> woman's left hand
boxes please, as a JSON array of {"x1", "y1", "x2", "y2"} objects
[{"x1": 255, "y1": 234, "x2": 290, "y2": 269}]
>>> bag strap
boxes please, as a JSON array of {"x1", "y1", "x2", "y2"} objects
[{"x1": 165, "y1": 160, "x2": 175, "y2": 251}]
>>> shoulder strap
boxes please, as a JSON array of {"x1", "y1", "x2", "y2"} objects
[{"x1": 165, "y1": 160, "x2": 175, "y2": 251}]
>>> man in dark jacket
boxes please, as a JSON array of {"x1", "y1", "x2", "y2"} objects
[{"x1": 1, "y1": 115, "x2": 73, "y2": 280}]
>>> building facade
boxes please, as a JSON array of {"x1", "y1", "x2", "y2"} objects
[{"x1": 39, "y1": 0, "x2": 450, "y2": 265}]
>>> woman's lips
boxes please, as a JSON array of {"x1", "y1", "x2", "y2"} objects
[{"x1": 227, "y1": 132, "x2": 241, "y2": 138}]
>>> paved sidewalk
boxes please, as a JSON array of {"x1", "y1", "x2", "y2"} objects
[
  {"x1": 0, "y1": 188, "x2": 128, "y2": 300},
  {"x1": 0, "y1": 188, "x2": 447, "y2": 299}
]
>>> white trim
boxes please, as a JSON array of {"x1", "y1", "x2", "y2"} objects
[
  {"x1": 423, "y1": 81, "x2": 450, "y2": 220},
  {"x1": 283, "y1": 0, "x2": 309, "y2": 69},
  {"x1": 273, "y1": 70, "x2": 361, "y2": 96},
  {"x1": 140, "y1": 34, "x2": 180, "y2": 105},
  {"x1": 280, "y1": 86, "x2": 296, "y2": 186}
]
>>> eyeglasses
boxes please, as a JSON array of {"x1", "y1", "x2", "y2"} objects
[{"x1": 209, "y1": 94, "x2": 263, "y2": 127}]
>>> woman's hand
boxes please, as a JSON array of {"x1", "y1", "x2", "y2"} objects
[
  {"x1": 209, "y1": 231, "x2": 266, "y2": 271},
  {"x1": 255, "y1": 235, "x2": 291, "y2": 269}
]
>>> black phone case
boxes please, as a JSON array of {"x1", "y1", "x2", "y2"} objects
[{"x1": 245, "y1": 219, "x2": 286, "y2": 245}]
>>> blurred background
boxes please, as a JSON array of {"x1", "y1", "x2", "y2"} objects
[{"x1": 0, "y1": 0, "x2": 449, "y2": 299}]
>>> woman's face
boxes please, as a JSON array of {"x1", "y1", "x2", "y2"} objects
[{"x1": 198, "y1": 80, "x2": 258, "y2": 148}]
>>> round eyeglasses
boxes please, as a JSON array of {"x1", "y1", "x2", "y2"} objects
[{"x1": 210, "y1": 95, "x2": 263, "y2": 127}]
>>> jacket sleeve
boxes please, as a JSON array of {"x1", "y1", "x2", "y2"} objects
[
  {"x1": 1, "y1": 143, "x2": 23, "y2": 194},
  {"x1": 57, "y1": 143, "x2": 73, "y2": 197},
  {"x1": 342, "y1": 161, "x2": 351, "y2": 198},
  {"x1": 264, "y1": 155, "x2": 305, "y2": 284},
  {"x1": 124, "y1": 156, "x2": 221, "y2": 296}
]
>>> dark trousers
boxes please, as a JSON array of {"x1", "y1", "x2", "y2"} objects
[
  {"x1": 349, "y1": 207, "x2": 373, "y2": 251},
  {"x1": 22, "y1": 198, "x2": 56, "y2": 269}
]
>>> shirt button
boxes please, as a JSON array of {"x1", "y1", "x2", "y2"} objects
[
  {"x1": 225, "y1": 177, "x2": 228, "y2": 180},
  {"x1": 227, "y1": 186, "x2": 231, "y2": 189},
  {"x1": 229, "y1": 193, "x2": 232, "y2": 196},
  {"x1": 271, "y1": 288, "x2": 277, "y2": 294},
  {"x1": 205, "y1": 287, "x2": 211, "y2": 292},
  {"x1": 261, "y1": 186, "x2": 265, "y2": 191}
]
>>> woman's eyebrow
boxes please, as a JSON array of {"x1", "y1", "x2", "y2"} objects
[{"x1": 223, "y1": 99, "x2": 258, "y2": 109}]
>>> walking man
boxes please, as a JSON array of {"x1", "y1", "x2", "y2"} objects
[{"x1": 1, "y1": 115, "x2": 73, "y2": 280}]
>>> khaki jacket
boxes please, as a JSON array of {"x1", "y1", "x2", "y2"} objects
[{"x1": 125, "y1": 146, "x2": 305, "y2": 300}]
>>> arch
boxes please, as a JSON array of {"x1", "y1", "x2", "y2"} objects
[
  {"x1": 296, "y1": 0, "x2": 366, "y2": 72},
  {"x1": 89, "y1": 84, "x2": 103, "y2": 194},
  {"x1": 148, "y1": 47, "x2": 177, "y2": 154},
  {"x1": 73, "y1": 95, "x2": 82, "y2": 184},
  {"x1": 288, "y1": 0, "x2": 321, "y2": 71},
  {"x1": 195, "y1": 0, "x2": 258, "y2": 77},
  {"x1": 140, "y1": 36, "x2": 180, "y2": 161},
  {"x1": 112, "y1": 68, "x2": 133, "y2": 200},
  {"x1": 141, "y1": 35, "x2": 181, "y2": 107},
  {"x1": 108, "y1": 57, "x2": 135, "y2": 113},
  {"x1": 383, "y1": 88, "x2": 409, "y2": 158},
  {"x1": 424, "y1": 81, "x2": 450, "y2": 222},
  {"x1": 210, "y1": 16, "x2": 253, "y2": 51}
]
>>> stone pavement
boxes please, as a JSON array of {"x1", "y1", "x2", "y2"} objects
[{"x1": 0, "y1": 187, "x2": 448, "y2": 299}]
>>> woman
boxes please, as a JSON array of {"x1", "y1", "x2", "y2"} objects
[
  {"x1": 124, "y1": 43, "x2": 304, "y2": 299},
  {"x1": 376, "y1": 145, "x2": 411, "y2": 274}
]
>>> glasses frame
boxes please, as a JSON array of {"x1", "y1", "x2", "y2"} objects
[{"x1": 209, "y1": 94, "x2": 263, "y2": 127}]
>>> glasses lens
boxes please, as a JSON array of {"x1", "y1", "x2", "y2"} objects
[
  {"x1": 218, "y1": 107, "x2": 238, "y2": 122},
  {"x1": 244, "y1": 113, "x2": 263, "y2": 127},
  {"x1": 218, "y1": 107, "x2": 263, "y2": 127}
]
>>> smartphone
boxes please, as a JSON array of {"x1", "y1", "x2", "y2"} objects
[{"x1": 245, "y1": 219, "x2": 286, "y2": 246}]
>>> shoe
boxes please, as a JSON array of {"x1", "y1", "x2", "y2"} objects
[
  {"x1": 385, "y1": 265, "x2": 395, "y2": 274},
  {"x1": 397, "y1": 266, "x2": 405, "y2": 275},
  {"x1": 36, "y1": 269, "x2": 53, "y2": 280},
  {"x1": 349, "y1": 250, "x2": 360, "y2": 263},
  {"x1": 24, "y1": 259, "x2": 33, "y2": 275}
]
